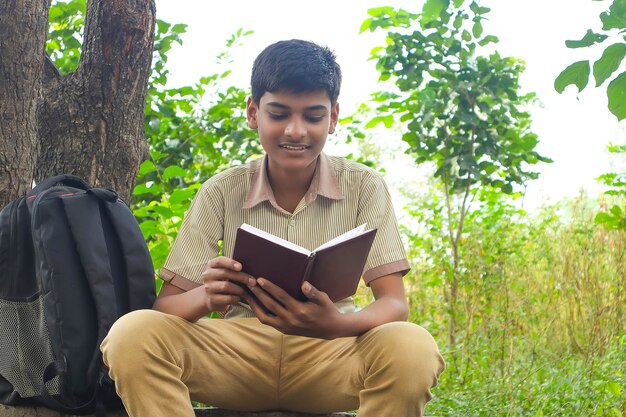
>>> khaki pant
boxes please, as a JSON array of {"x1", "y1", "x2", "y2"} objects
[{"x1": 101, "y1": 310, "x2": 444, "y2": 417}]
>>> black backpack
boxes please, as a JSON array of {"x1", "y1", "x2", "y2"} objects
[{"x1": 0, "y1": 174, "x2": 156, "y2": 414}]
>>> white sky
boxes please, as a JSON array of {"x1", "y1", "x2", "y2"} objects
[{"x1": 154, "y1": 0, "x2": 625, "y2": 211}]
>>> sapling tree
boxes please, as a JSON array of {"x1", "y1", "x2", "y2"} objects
[{"x1": 362, "y1": 0, "x2": 551, "y2": 346}]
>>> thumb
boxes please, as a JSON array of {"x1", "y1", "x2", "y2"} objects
[{"x1": 302, "y1": 281, "x2": 325, "y2": 303}]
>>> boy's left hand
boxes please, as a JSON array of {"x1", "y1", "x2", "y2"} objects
[{"x1": 245, "y1": 278, "x2": 345, "y2": 339}]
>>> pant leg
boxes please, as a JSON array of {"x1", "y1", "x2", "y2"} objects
[
  {"x1": 278, "y1": 321, "x2": 445, "y2": 417},
  {"x1": 101, "y1": 310, "x2": 283, "y2": 417}
]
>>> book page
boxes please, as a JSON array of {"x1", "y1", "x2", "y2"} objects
[
  {"x1": 314, "y1": 224, "x2": 367, "y2": 252},
  {"x1": 240, "y1": 223, "x2": 311, "y2": 255}
]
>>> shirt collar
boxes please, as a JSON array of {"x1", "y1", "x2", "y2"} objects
[{"x1": 243, "y1": 152, "x2": 344, "y2": 209}]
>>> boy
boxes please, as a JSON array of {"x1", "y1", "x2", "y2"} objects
[{"x1": 102, "y1": 39, "x2": 444, "y2": 417}]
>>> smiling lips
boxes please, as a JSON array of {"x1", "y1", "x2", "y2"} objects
[{"x1": 280, "y1": 144, "x2": 310, "y2": 151}]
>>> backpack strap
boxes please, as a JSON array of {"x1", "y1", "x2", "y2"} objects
[
  {"x1": 41, "y1": 359, "x2": 99, "y2": 414},
  {"x1": 41, "y1": 360, "x2": 110, "y2": 417},
  {"x1": 61, "y1": 193, "x2": 118, "y2": 354},
  {"x1": 44, "y1": 192, "x2": 119, "y2": 414},
  {"x1": 102, "y1": 201, "x2": 156, "y2": 310}
]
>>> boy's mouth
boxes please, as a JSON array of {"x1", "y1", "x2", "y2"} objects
[{"x1": 279, "y1": 144, "x2": 310, "y2": 151}]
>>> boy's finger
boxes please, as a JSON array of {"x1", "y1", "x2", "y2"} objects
[
  {"x1": 246, "y1": 293, "x2": 277, "y2": 322},
  {"x1": 249, "y1": 282, "x2": 286, "y2": 315},
  {"x1": 256, "y1": 278, "x2": 296, "y2": 307},
  {"x1": 207, "y1": 256, "x2": 243, "y2": 272},
  {"x1": 210, "y1": 294, "x2": 241, "y2": 310},
  {"x1": 301, "y1": 281, "x2": 331, "y2": 306},
  {"x1": 226, "y1": 270, "x2": 256, "y2": 286},
  {"x1": 205, "y1": 281, "x2": 248, "y2": 301}
]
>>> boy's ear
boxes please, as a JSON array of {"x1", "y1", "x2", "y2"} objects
[
  {"x1": 328, "y1": 102, "x2": 340, "y2": 134},
  {"x1": 246, "y1": 97, "x2": 259, "y2": 129}
]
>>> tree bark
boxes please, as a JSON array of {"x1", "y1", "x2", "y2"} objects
[
  {"x1": 0, "y1": 0, "x2": 51, "y2": 206},
  {"x1": 0, "y1": 0, "x2": 155, "y2": 207}
]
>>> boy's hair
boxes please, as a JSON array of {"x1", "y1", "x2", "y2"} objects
[{"x1": 251, "y1": 39, "x2": 342, "y2": 105}]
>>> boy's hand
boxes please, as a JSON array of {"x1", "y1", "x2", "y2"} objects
[
  {"x1": 245, "y1": 278, "x2": 346, "y2": 339},
  {"x1": 201, "y1": 257, "x2": 255, "y2": 312}
]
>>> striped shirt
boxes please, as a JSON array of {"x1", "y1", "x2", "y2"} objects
[{"x1": 159, "y1": 152, "x2": 410, "y2": 318}]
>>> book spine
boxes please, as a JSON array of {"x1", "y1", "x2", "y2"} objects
[{"x1": 301, "y1": 252, "x2": 316, "y2": 283}]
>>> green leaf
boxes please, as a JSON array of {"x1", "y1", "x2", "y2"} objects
[
  {"x1": 360, "y1": 18, "x2": 373, "y2": 33},
  {"x1": 554, "y1": 61, "x2": 590, "y2": 93},
  {"x1": 472, "y1": 21, "x2": 483, "y2": 38},
  {"x1": 607, "y1": 71, "x2": 626, "y2": 120},
  {"x1": 139, "y1": 220, "x2": 161, "y2": 239},
  {"x1": 594, "y1": 43, "x2": 626, "y2": 86},
  {"x1": 610, "y1": 204, "x2": 623, "y2": 216},
  {"x1": 422, "y1": 0, "x2": 450, "y2": 24},
  {"x1": 156, "y1": 19, "x2": 171, "y2": 34},
  {"x1": 478, "y1": 35, "x2": 498, "y2": 46},
  {"x1": 133, "y1": 183, "x2": 157, "y2": 196},
  {"x1": 453, "y1": 14, "x2": 463, "y2": 29},
  {"x1": 169, "y1": 188, "x2": 195, "y2": 205},
  {"x1": 365, "y1": 116, "x2": 384, "y2": 129},
  {"x1": 171, "y1": 23, "x2": 187, "y2": 34},
  {"x1": 594, "y1": 212, "x2": 614, "y2": 224},
  {"x1": 368, "y1": 6, "x2": 394, "y2": 17},
  {"x1": 162, "y1": 165, "x2": 186, "y2": 181},
  {"x1": 600, "y1": 2, "x2": 626, "y2": 31},
  {"x1": 48, "y1": 5, "x2": 63, "y2": 20},
  {"x1": 565, "y1": 29, "x2": 608, "y2": 48},
  {"x1": 138, "y1": 160, "x2": 156, "y2": 176}
]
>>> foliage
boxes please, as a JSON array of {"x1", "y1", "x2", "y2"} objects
[
  {"x1": 554, "y1": 0, "x2": 626, "y2": 231},
  {"x1": 46, "y1": 0, "x2": 86, "y2": 73},
  {"x1": 555, "y1": 0, "x2": 626, "y2": 120},
  {"x1": 595, "y1": 142, "x2": 626, "y2": 230},
  {"x1": 402, "y1": 189, "x2": 626, "y2": 416},
  {"x1": 132, "y1": 25, "x2": 261, "y2": 277},
  {"x1": 361, "y1": 0, "x2": 551, "y2": 347},
  {"x1": 46, "y1": 0, "x2": 85, "y2": 73},
  {"x1": 362, "y1": 1, "x2": 550, "y2": 195}
]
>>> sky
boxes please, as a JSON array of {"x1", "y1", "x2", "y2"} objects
[{"x1": 154, "y1": 0, "x2": 625, "y2": 211}]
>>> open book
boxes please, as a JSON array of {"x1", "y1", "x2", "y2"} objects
[{"x1": 232, "y1": 223, "x2": 377, "y2": 302}]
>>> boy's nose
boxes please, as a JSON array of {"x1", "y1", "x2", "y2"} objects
[{"x1": 285, "y1": 119, "x2": 306, "y2": 138}]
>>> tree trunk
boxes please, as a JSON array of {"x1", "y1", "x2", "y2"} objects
[
  {"x1": 0, "y1": 0, "x2": 155, "y2": 207},
  {"x1": 0, "y1": 0, "x2": 50, "y2": 206}
]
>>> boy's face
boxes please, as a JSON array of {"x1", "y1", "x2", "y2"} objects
[{"x1": 246, "y1": 89, "x2": 339, "y2": 179}]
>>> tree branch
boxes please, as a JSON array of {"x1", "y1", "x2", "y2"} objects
[{"x1": 37, "y1": 0, "x2": 156, "y2": 202}]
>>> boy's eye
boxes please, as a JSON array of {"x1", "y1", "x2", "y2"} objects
[
  {"x1": 269, "y1": 112, "x2": 288, "y2": 120},
  {"x1": 306, "y1": 115, "x2": 325, "y2": 123}
]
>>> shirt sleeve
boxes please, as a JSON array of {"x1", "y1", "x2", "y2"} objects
[
  {"x1": 356, "y1": 170, "x2": 410, "y2": 284},
  {"x1": 159, "y1": 181, "x2": 224, "y2": 286}
]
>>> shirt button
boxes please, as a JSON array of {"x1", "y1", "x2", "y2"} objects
[{"x1": 289, "y1": 220, "x2": 296, "y2": 227}]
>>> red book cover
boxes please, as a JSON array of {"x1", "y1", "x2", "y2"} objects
[{"x1": 232, "y1": 224, "x2": 377, "y2": 302}]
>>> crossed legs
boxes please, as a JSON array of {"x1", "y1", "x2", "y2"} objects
[{"x1": 101, "y1": 310, "x2": 444, "y2": 417}]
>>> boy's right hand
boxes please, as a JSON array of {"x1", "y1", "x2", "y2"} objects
[{"x1": 201, "y1": 257, "x2": 255, "y2": 312}]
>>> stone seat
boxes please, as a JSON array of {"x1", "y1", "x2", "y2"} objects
[{"x1": 0, "y1": 404, "x2": 354, "y2": 417}]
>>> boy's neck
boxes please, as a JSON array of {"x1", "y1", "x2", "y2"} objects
[{"x1": 266, "y1": 158, "x2": 318, "y2": 213}]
